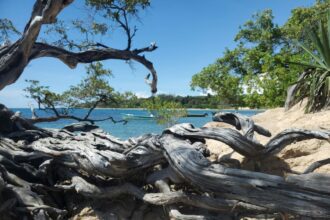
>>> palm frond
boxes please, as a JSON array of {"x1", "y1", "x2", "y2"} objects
[
  {"x1": 296, "y1": 40, "x2": 328, "y2": 69},
  {"x1": 319, "y1": 21, "x2": 330, "y2": 67},
  {"x1": 289, "y1": 60, "x2": 325, "y2": 70},
  {"x1": 328, "y1": 9, "x2": 330, "y2": 52},
  {"x1": 287, "y1": 9, "x2": 330, "y2": 112},
  {"x1": 308, "y1": 24, "x2": 328, "y2": 66}
]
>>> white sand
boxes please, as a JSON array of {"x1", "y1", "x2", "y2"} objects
[{"x1": 204, "y1": 101, "x2": 330, "y2": 175}]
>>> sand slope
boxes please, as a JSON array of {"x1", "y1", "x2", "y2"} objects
[{"x1": 205, "y1": 102, "x2": 330, "y2": 175}]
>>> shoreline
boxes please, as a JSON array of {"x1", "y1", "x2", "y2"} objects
[
  {"x1": 93, "y1": 107, "x2": 266, "y2": 111},
  {"x1": 11, "y1": 107, "x2": 266, "y2": 111}
]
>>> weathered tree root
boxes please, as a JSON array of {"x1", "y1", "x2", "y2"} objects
[
  {"x1": 0, "y1": 112, "x2": 330, "y2": 219},
  {"x1": 303, "y1": 158, "x2": 330, "y2": 174}
]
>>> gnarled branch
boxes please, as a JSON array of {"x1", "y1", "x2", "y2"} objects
[
  {"x1": 28, "y1": 42, "x2": 158, "y2": 93},
  {"x1": 0, "y1": 0, "x2": 158, "y2": 94},
  {"x1": 0, "y1": 0, "x2": 73, "y2": 90}
]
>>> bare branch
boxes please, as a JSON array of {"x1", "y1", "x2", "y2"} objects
[
  {"x1": 28, "y1": 112, "x2": 127, "y2": 125},
  {"x1": 0, "y1": 0, "x2": 158, "y2": 94},
  {"x1": 29, "y1": 42, "x2": 158, "y2": 93},
  {"x1": 0, "y1": 0, "x2": 73, "y2": 90}
]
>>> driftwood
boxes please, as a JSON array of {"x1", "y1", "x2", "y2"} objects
[{"x1": 0, "y1": 110, "x2": 330, "y2": 219}]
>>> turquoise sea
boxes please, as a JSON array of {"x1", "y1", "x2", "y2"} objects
[{"x1": 13, "y1": 108, "x2": 263, "y2": 140}]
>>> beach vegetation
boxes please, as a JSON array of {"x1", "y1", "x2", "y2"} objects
[
  {"x1": 143, "y1": 96, "x2": 187, "y2": 127},
  {"x1": 191, "y1": 0, "x2": 330, "y2": 109},
  {"x1": 24, "y1": 62, "x2": 125, "y2": 124},
  {"x1": 286, "y1": 9, "x2": 330, "y2": 112}
]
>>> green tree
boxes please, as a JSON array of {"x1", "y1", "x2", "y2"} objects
[
  {"x1": 191, "y1": 10, "x2": 285, "y2": 108},
  {"x1": 115, "y1": 91, "x2": 140, "y2": 108},
  {"x1": 282, "y1": 0, "x2": 330, "y2": 42},
  {"x1": 191, "y1": 61, "x2": 242, "y2": 107},
  {"x1": 24, "y1": 62, "x2": 124, "y2": 124},
  {"x1": 0, "y1": 18, "x2": 20, "y2": 43},
  {"x1": 191, "y1": 2, "x2": 330, "y2": 109},
  {"x1": 143, "y1": 96, "x2": 187, "y2": 127}
]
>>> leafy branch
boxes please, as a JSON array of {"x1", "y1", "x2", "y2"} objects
[{"x1": 24, "y1": 62, "x2": 127, "y2": 125}]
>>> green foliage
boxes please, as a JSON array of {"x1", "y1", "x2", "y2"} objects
[
  {"x1": 290, "y1": 9, "x2": 330, "y2": 112},
  {"x1": 42, "y1": 0, "x2": 151, "y2": 51},
  {"x1": 63, "y1": 62, "x2": 114, "y2": 107},
  {"x1": 282, "y1": 0, "x2": 330, "y2": 42},
  {"x1": 151, "y1": 94, "x2": 222, "y2": 109},
  {"x1": 191, "y1": 1, "x2": 329, "y2": 109},
  {"x1": 241, "y1": 74, "x2": 264, "y2": 109},
  {"x1": 24, "y1": 80, "x2": 69, "y2": 114},
  {"x1": 192, "y1": 9, "x2": 286, "y2": 108},
  {"x1": 86, "y1": 0, "x2": 150, "y2": 14},
  {"x1": 25, "y1": 62, "x2": 115, "y2": 113},
  {"x1": 191, "y1": 62, "x2": 242, "y2": 107},
  {"x1": 143, "y1": 96, "x2": 187, "y2": 127},
  {"x1": 99, "y1": 94, "x2": 229, "y2": 109},
  {"x1": 25, "y1": 76, "x2": 240, "y2": 111},
  {"x1": 112, "y1": 91, "x2": 142, "y2": 108},
  {"x1": 235, "y1": 9, "x2": 282, "y2": 52},
  {"x1": 0, "y1": 18, "x2": 20, "y2": 43}
]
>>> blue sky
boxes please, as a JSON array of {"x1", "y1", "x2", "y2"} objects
[{"x1": 0, "y1": 0, "x2": 315, "y2": 107}]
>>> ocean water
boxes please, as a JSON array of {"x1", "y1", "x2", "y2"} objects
[{"x1": 13, "y1": 108, "x2": 263, "y2": 140}]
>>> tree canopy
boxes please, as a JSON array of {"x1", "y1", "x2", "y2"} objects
[
  {"x1": 143, "y1": 96, "x2": 187, "y2": 127},
  {"x1": 191, "y1": 0, "x2": 330, "y2": 109},
  {"x1": 24, "y1": 62, "x2": 126, "y2": 124}
]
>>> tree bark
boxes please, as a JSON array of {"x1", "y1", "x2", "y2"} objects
[
  {"x1": 0, "y1": 109, "x2": 330, "y2": 219},
  {"x1": 0, "y1": 0, "x2": 158, "y2": 93},
  {"x1": 0, "y1": 0, "x2": 73, "y2": 90}
]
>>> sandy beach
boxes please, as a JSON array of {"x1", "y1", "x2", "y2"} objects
[{"x1": 205, "y1": 101, "x2": 330, "y2": 175}]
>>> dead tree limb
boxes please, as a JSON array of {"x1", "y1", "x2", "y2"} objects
[
  {"x1": 213, "y1": 112, "x2": 272, "y2": 139},
  {"x1": 159, "y1": 133, "x2": 330, "y2": 218},
  {"x1": 0, "y1": 0, "x2": 73, "y2": 90},
  {"x1": 28, "y1": 42, "x2": 158, "y2": 93},
  {"x1": 165, "y1": 122, "x2": 330, "y2": 160},
  {"x1": 0, "y1": 111, "x2": 330, "y2": 219},
  {"x1": 0, "y1": 0, "x2": 158, "y2": 93}
]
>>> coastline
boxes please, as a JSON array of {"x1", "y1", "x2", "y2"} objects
[
  {"x1": 92, "y1": 107, "x2": 266, "y2": 111},
  {"x1": 11, "y1": 106, "x2": 267, "y2": 111}
]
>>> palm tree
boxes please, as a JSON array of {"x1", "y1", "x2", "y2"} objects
[{"x1": 285, "y1": 9, "x2": 330, "y2": 112}]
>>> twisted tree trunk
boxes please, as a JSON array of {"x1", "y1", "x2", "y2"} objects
[{"x1": 0, "y1": 107, "x2": 330, "y2": 219}]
